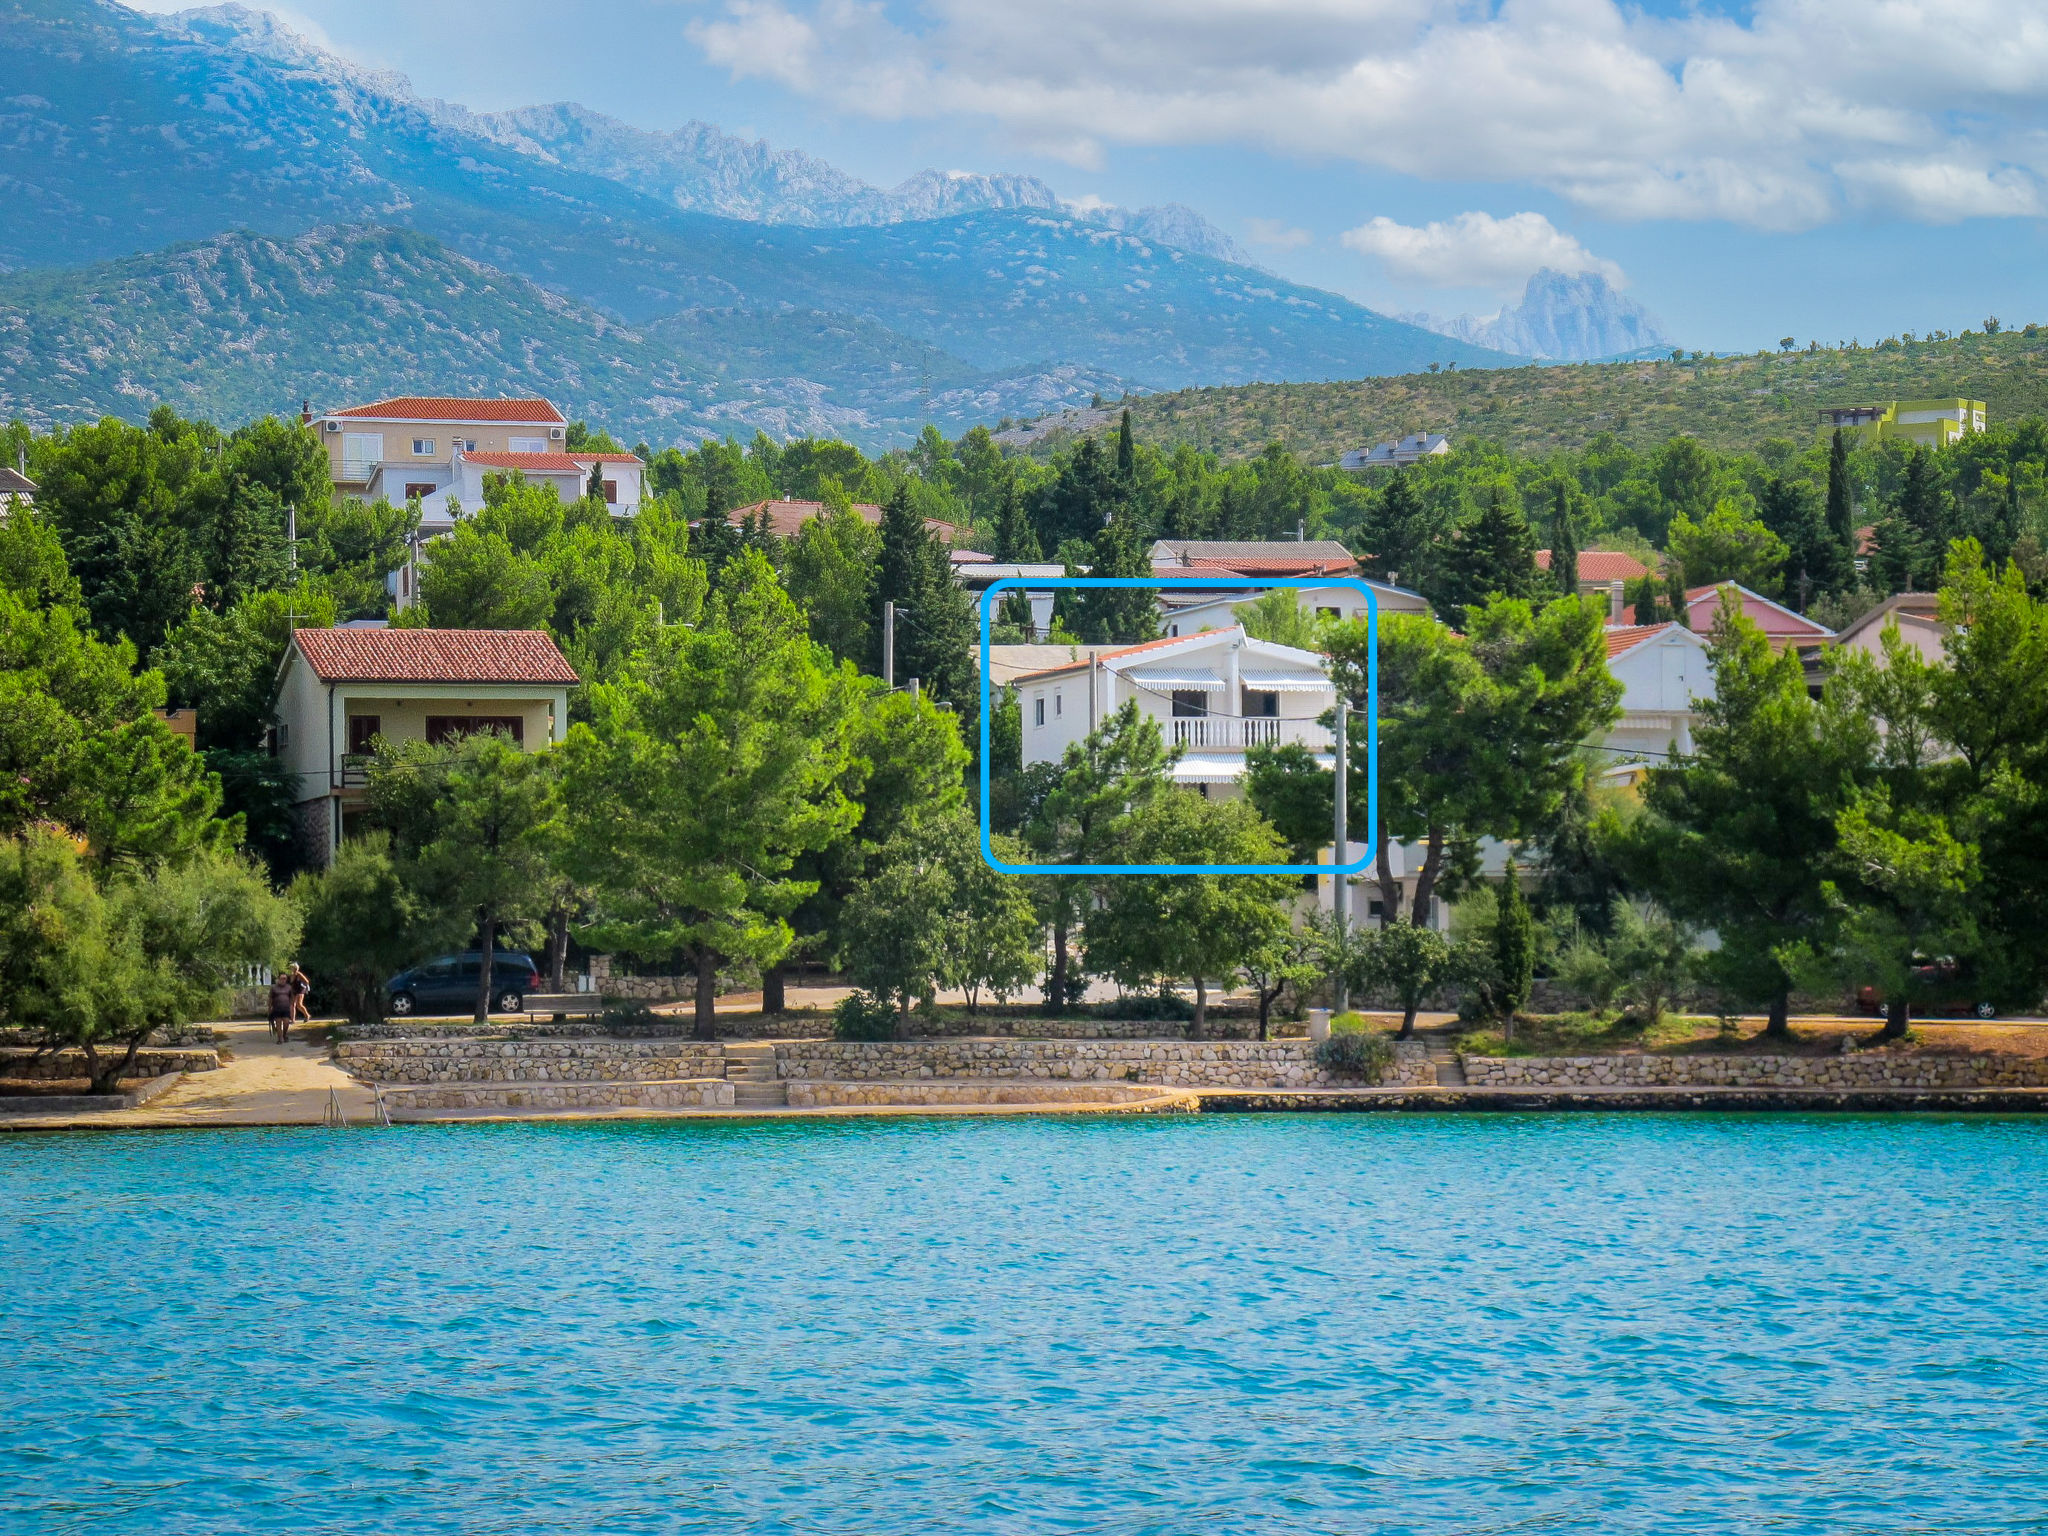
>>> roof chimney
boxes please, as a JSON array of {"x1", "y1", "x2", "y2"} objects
[
  {"x1": 1609, "y1": 579, "x2": 1624, "y2": 622},
  {"x1": 300, "y1": 400, "x2": 312, "y2": 426}
]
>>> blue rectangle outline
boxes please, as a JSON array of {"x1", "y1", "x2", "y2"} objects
[{"x1": 977, "y1": 576, "x2": 1378, "y2": 876}]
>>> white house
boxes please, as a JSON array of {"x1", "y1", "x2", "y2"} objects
[
  {"x1": 273, "y1": 626, "x2": 577, "y2": 866},
  {"x1": 1015, "y1": 627, "x2": 1334, "y2": 791},
  {"x1": 1600, "y1": 621, "x2": 1716, "y2": 768},
  {"x1": 1158, "y1": 578, "x2": 1430, "y2": 636}
]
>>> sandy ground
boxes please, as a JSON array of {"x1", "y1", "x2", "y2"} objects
[{"x1": 1, "y1": 1020, "x2": 377, "y2": 1131}]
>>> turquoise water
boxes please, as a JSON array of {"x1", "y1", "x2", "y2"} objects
[{"x1": 4, "y1": 1115, "x2": 2046, "y2": 1534}]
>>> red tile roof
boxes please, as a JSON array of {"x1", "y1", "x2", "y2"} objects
[
  {"x1": 1159, "y1": 555, "x2": 1358, "y2": 577},
  {"x1": 1010, "y1": 627, "x2": 1243, "y2": 683},
  {"x1": 1684, "y1": 582, "x2": 1831, "y2": 634},
  {"x1": 292, "y1": 628, "x2": 578, "y2": 685},
  {"x1": 328, "y1": 397, "x2": 566, "y2": 424},
  {"x1": 1603, "y1": 623, "x2": 1671, "y2": 660},
  {"x1": 1537, "y1": 549, "x2": 1651, "y2": 582}
]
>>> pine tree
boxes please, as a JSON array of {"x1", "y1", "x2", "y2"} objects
[
  {"x1": 1359, "y1": 470, "x2": 1434, "y2": 588},
  {"x1": 993, "y1": 484, "x2": 1041, "y2": 562},
  {"x1": 1825, "y1": 427, "x2": 1857, "y2": 575},
  {"x1": 1550, "y1": 481, "x2": 1579, "y2": 597},
  {"x1": 1075, "y1": 515, "x2": 1161, "y2": 645},
  {"x1": 1439, "y1": 487, "x2": 1542, "y2": 617},
  {"x1": 586, "y1": 460, "x2": 606, "y2": 504}
]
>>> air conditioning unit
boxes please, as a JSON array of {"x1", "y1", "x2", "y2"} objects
[
  {"x1": 548, "y1": 426, "x2": 565, "y2": 440},
  {"x1": 323, "y1": 421, "x2": 341, "y2": 432}
]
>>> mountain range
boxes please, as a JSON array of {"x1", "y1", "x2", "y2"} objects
[
  {"x1": 0, "y1": 0, "x2": 1508, "y2": 448},
  {"x1": 1405, "y1": 271, "x2": 1672, "y2": 362}
]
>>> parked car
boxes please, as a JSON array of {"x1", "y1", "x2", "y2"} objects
[
  {"x1": 1856, "y1": 959, "x2": 1998, "y2": 1020},
  {"x1": 385, "y1": 952, "x2": 542, "y2": 1017}
]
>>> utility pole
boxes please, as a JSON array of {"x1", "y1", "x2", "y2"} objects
[
  {"x1": 1333, "y1": 696, "x2": 1349, "y2": 1013},
  {"x1": 883, "y1": 600, "x2": 897, "y2": 689},
  {"x1": 909, "y1": 678, "x2": 920, "y2": 700}
]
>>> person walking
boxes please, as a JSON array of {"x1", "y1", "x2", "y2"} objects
[
  {"x1": 285, "y1": 963, "x2": 312, "y2": 1041},
  {"x1": 267, "y1": 971, "x2": 295, "y2": 1044}
]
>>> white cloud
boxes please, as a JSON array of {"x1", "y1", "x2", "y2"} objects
[
  {"x1": 1244, "y1": 217, "x2": 1313, "y2": 250},
  {"x1": 684, "y1": 0, "x2": 2048, "y2": 229},
  {"x1": 1340, "y1": 211, "x2": 1619, "y2": 293}
]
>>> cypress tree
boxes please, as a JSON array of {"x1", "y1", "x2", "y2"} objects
[
  {"x1": 1115, "y1": 409, "x2": 1136, "y2": 485},
  {"x1": 1825, "y1": 428, "x2": 1856, "y2": 570},
  {"x1": 1665, "y1": 565, "x2": 1691, "y2": 628},
  {"x1": 1493, "y1": 857, "x2": 1534, "y2": 1042},
  {"x1": 1550, "y1": 480, "x2": 1579, "y2": 597},
  {"x1": 1631, "y1": 574, "x2": 1662, "y2": 625}
]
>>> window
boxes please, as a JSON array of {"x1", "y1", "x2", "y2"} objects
[
  {"x1": 1054, "y1": 693, "x2": 1062, "y2": 716},
  {"x1": 340, "y1": 432, "x2": 383, "y2": 469},
  {"x1": 425, "y1": 715, "x2": 525, "y2": 746},
  {"x1": 508, "y1": 436, "x2": 547, "y2": 454},
  {"x1": 347, "y1": 715, "x2": 380, "y2": 756},
  {"x1": 412, "y1": 438, "x2": 436, "y2": 456},
  {"x1": 404, "y1": 482, "x2": 436, "y2": 502},
  {"x1": 461, "y1": 439, "x2": 478, "y2": 452},
  {"x1": 602, "y1": 479, "x2": 618, "y2": 504},
  {"x1": 1318, "y1": 606, "x2": 1342, "y2": 621},
  {"x1": 1171, "y1": 690, "x2": 1208, "y2": 718},
  {"x1": 1245, "y1": 689, "x2": 1279, "y2": 717},
  {"x1": 1034, "y1": 697, "x2": 1045, "y2": 727}
]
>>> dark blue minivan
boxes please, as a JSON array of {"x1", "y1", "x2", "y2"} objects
[{"x1": 385, "y1": 952, "x2": 542, "y2": 1017}]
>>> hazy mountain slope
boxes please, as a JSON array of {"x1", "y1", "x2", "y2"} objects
[
  {"x1": 0, "y1": 225, "x2": 1122, "y2": 447},
  {"x1": 0, "y1": 0, "x2": 1507, "y2": 431},
  {"x1": 1405, "y1": 270, "x2": 1672, "y2": 362},
  {"x1": 1112, "y1": 332, "x2": 2048, "y2": 461}
]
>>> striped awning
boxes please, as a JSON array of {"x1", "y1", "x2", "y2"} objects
[
  {"x1": 1238, "y1": 670, "x2": 1332, "y2": 692},
  {"x1": 1128, "y1": 669, "x2": 1225, "y2": 690},
  {"x1": 1172, "y1": 754, "x2": 1247, "y2": 783}
]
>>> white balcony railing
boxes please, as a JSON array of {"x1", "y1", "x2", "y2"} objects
[
  {"x1": 337, "y1": 457, "x2": 382, "y2": 484},
  {"x1": 1169, "y1": 716, "x2": 1329, "y2": 751}
]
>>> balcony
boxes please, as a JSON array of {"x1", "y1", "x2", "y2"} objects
[
  {"x1": 335, "y1": 458, "x2": 382, "y2": 487},
  {"x1": 1169, "y1": 716, "x2": 1328, "y2": 751},
  {"x1": 338, "y1": 754, "x2": 371, "y2": 789}
]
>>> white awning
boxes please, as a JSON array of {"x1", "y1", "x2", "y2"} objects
[
  {"x1": 1239, "y1": 670, "x2": 1332, "y2": 692},
  {"x1": 1127, "y1": 669, "x2": 1225, "y2": 690},
  {"x1": 1172, "y1": 754, "x2": 1246, "y2": 783}
]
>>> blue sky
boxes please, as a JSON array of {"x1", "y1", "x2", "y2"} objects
[{"x1": 131, "y1": 0, "x2": 2048, "y2": 350}]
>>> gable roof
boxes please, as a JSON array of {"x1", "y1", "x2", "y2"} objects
[
  {"x1": 1152, "y1": 539, "x2": 1358, "y2": 574},
  {"x1": 0, "y1": 466, "x2": 34, "y2": 496},
  {"x1": 291, "y1": 628, "x2": 578, "y2": 685},
  {"x1": 1603, "y1": 621, "x2": 1706, "y2": 661},
  {"x1": 1832, "y1": 591, "x2": 1944, "y2": 648},
  {"x1": 328, "y1": 397, "x2": 566, "y2": 424},
  {"x1": 1011, "y1": 626, "x2": 1331, "y2": 686},
  {"x1": 1684, "y1": 582, "x2": 1835, "y2": 637},
  {"x1": 1537, "y1": 549, "x2": 1651, "y2": 582}
]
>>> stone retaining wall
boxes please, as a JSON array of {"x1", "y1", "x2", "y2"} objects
[
  {"x1": 379, "y1": 1078, "x2": 735, "y2": 1113},
  {"x1": 336, "y1": 1038, "x2": 726, "y2": 1085},
  {"x1": 771, "y1": 1038, "x2": 1432, "y2": 1089},
  {"x1": 0, "y1": 1047, "x2": 219, "y2": 1079},
  {"x1": 1462, "y1": 1052, "x2": 2048, "y2": 1090},
  {"x1": 784, "y1": 1080, "x2": 1193, "y2": 1109},
  {"x1": 912, "y1": 1015, "x2": 1265, "y2": 1040}
]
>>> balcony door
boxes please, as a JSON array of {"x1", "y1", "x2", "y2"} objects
[{"x1": 426, "y1": 715, "x2": 525, "y2": 746}]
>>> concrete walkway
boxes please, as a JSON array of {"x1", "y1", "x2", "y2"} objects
[{"x1": 1, "y1": 1021, "x2": 378, "y2": 1130}]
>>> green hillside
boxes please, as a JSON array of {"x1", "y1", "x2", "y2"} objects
[{"x1": 1118, "y1": 330, "x2": 2048, "y2": 462}]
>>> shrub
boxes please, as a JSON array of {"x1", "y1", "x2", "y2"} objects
[
  {"x1": 1330, "y1": 1010, "x2": 1373, "y2": 1034},
  {"x1": 1097, "y1": 992, "x2": 1194, "y2": 1021},
  {"x1": 1314, "y1": 1030, "x2": 1394, "y2": 1082},
  {"x1": 832, "y1": 991, "x2": 898, "y2": 1041}
]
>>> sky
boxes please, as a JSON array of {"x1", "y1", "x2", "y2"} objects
[{"x1": 126, "y1": 0, "x2": 2048, "y2": 351}]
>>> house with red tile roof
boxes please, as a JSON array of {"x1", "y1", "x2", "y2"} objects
[
  {"x1": 272, "y1": 626, "x2": 577, "y2": 865},
  {"x1": 721, "y1": 498, "x2": 967, "y2": 545},
  {"x1": 1601, "y1": 622, "x2": 1715, "y2": 764},
  {"x1": 1683, "y1": 582, "x2": 1835, "y2": 650},
  {"x1": 1536, "y1": 549, "x2": 1654, "y2": 615},
  {"x1": 311, "y1": 396, "x2": 643, "y2": 524}
]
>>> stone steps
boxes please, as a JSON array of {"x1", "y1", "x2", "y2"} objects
[
  {"x1": 1421, "y1": 1032, "x2": 1467, "y2": 1087},
  {"x1": 724, "y1": 1043, "x2": 787, "y2": 1106}
]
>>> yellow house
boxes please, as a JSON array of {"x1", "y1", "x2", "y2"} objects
[
  {"x1": 1817, "y1": 399, "x2": 1986, "y2": 449},
  {"x1": 273, "y1": 626, "x2": 577, "y2": 867}
]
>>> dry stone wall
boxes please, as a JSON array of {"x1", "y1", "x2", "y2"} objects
[
  {"x1": 784, "y1": 1081, "x2": 1191, "y2": 1108},
  {"x1": 0, "y1": 1047, "x2": 219, "y2": 1079},
  {"x1": 1462, "y1": 1053, "x2": 2048, "y2": 1089},
  {"x1": 380, "y1": 1079, "x2": 734, "y2": 1113},
  {"x1": 337, "y1": 1038, "x2": 725, "y2": 1085},
  {"x1": 771, "y1": 1038, "x2": 1432, "y2": 1089}
]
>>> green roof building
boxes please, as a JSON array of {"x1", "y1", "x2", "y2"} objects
[{"x1": 1817, "y1": 398, "x2": 1986, "y2": 449}]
